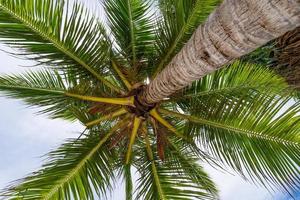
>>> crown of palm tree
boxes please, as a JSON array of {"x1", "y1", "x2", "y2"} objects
[{"x1": 0, "y1": 0, "x2": 299, "y2": 200}]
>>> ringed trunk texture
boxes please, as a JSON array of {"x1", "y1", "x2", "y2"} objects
[
  {"x1": 141, "y1": 0, "x2": 300, "y2": 104},
  {"x1": 272, "y1": 27, "x2": 300, "y2": 89}
]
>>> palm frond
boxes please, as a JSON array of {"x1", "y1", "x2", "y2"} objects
[
  {"x1": 0, "y1": 67, "x2": 130, "y2": 120},
  {"x1": 103, "y1": 0, "x2": 155, "y2": 77},
  {"x1": 162, "y1": 94, "x2": 300, "y2": 194},
  {"x1": 135, "y1": 133, "x2": 218, "y2": 200},
  {"x1": 1, "y1": 127, "x2": 120, "y2": 200},
  {"x1": 0, "y1": 69, "x2": 77, "y2": 119},
  {"x1": 169, "y1": 61, "x2": 292, "y2": 102},
  {"x1": 0, "y1": 0, "x2": 121, "y2": 93},
  {"x1": 152, "y1": 0, "x2": 221, "y2": 77},
  {"x1": 167, "y1": 138, "x2": 219, "y2": 197},
  {"x1": 241, "y1": 43, "x2": 274, "y2": 66},
  {"x1": 123, "y1": 164, "x2": 133, "y2": 200}
]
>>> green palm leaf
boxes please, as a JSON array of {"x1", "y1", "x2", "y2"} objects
[
  {"x1": 103, "y1": 0, "x2": 155, "y2": 78},
  {"x1": 0, "y1": 0, "x2": 120, "y2": 93},
  {"x1": 0, "y1": 68, "x2": 126, "y2": 120},
  {"x1": 161, "y1": 94, "x2": 300, "y2": 193},
  {"x1": 122, "y1": 164, "x2": 133, "y2": 200},
  {"x1": 1, "y1": 125, "x2": 122, "y2": 200},
  {"x1": 135, "y1": 134, "x2": 218, "y2": 200},
  {"x1": 0, "y1": 69, "x2": 76, "y2": 119},
  {"x1": 0, "y1": 0, "x2": 299, "y2": 199},
  {"x1": 169, "y1": 61, "x2": 292, "y2": 102}
]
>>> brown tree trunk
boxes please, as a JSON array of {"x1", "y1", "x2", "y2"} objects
[
  {"x1": 141, "y1": 0, "x2": 300, "y2": 105},
  {"x1": 272, "y1": 27, "x2": 300, "y2": 89}
]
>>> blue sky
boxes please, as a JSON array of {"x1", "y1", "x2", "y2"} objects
[{"x1": 0, "y1": 1, "x2": 299, "y2": 199}]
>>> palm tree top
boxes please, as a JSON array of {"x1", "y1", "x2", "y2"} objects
[{"x1": 0, "y1": 0, "x2": 299, "y2": 199}]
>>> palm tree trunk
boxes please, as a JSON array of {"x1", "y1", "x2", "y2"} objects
[{"x1": 140, "y1": 0, "x2": 300, "y2": 105}]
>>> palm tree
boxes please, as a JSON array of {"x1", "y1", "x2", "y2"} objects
[
  {"x1": 139, "y1": 0, "x2": 300, "y2": 105},
  {"x1": 0, "y1": 0, "x2": 299, "y2": 199}
]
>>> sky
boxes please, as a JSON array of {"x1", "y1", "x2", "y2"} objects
[{"x1": 0, "y1": 1, "x2": 299, "y2": 200}]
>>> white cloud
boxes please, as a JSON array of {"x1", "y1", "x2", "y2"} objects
[{"x1": 204, "y1": 165, "x2": 274, "y2": 200}]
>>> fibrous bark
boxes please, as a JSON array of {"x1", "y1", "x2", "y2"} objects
[
  {"x1": 141, "y1": 0, "x2": 300, "y2": 104},
  {"x1": 272, "y1": 27, "x2": 300, "y2": 89}
]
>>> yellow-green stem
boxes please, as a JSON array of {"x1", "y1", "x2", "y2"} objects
[
  {"x1": 112, "y1": 60, "x2": 132, "y2": 90},
  {"x1": 144, "y1": 134, "x2": 166, "y2": 200},
  {"x1": 86, "y1": 108, "x2": 128, "y2": 127},
  {"x1": 150, "y1": 109, "x2": 187, "y2": 140},
  {"x1": 65, "y1": 92, "x2": 134, "y2": 106},
  {"x1": 125, "y1": 117, "x2": 142, "y2": 164}
]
